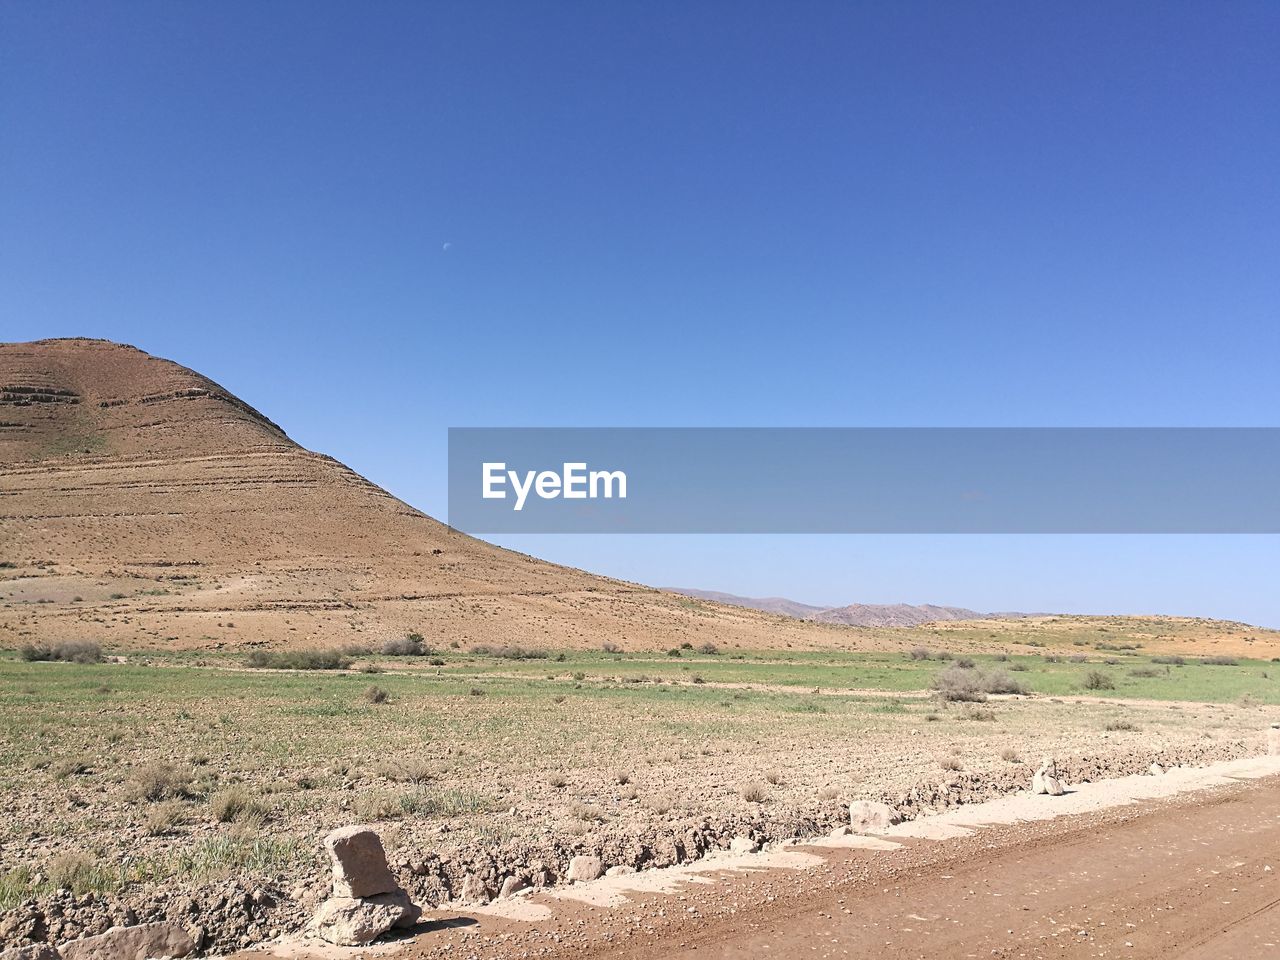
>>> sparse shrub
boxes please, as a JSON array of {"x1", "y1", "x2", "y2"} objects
[
  {"x1": 1103, "y1": 720, "x2": 1137, "y2": 731},
  {"x1": 908, "y1": 646, "x2": 932, "y2": 661},
  {"x1": 468, "y1": 644, "x2": 548, "y2": 660},
  {"x1": 126, "y1": 762, "x2": 193, "y2": 802},
  {"x1": 572, "y1": 671, "x2": 585, "y2": 681},
  {"x1": 1129, "y1": 667, "x2": 1160, "y2": 678},
  {"x1": 46, "y1": 852, "x2": 109, "y2": 894},
  {"x1": 379, "y1": 758, "x2": 433, "y2": 785},
  {"x1": 616, "y1": 771, "x2": 632, "y2": 785},
  {"x1": 1000, "y1": 747, "x2": 1020, "y2": 763},
  {"x1": 939, "y1": 756, "x2": 962, "y2": 771},
  {"x1": 932, "y1": 663, "x2": 1027, "y2": 702},
  {"x1": 548, "y1": 773, "x2": 567, "y2": 789},
  {"x1": 572, "y1": 803, "x2": 604, "y2": 823},
  {"x1": 818, "y1": 785, "x2": 841, "y2": 801},
  {"x1": 382, "y1": 635, "x2": 429, "y2": 656},
  {"x1": 602, "y1": 642, "x2": 621, "y2": 654},
  {"x1": 1083, "y1": 670, "x2": 1116, "y2": 691},
  {"x1": 698, "y1": 642, "x2": 719, "y2": 655},
  {"x1": 960, "y1": 704, "x2": 996, "y2": 721},
  {"x1": 666, "y1": 648, "x2": 682, "y2": 658},
  {"x1": 680, "y1": 642, "x2": 693, "y2": 650},
  {"x1": 468, "y1": 686, "x2": 484, "y2": 696},
  {"x1": 1202, "y1": 656, "x2": 1239, "y2": 666},
  {"x1": 1009, "y1": 663, "x2": 1029, "y2": 672},
  {"x1": 428, "y1": 657, "x2": 445, "y2": 666},
  {"x1": 691, "y1": 674, "x2": 705, "y2": 684},
  {"x1": 363, "y1": 685, "x2": 389, "y2": 704},
  {"x1": 143, "y1": 800, "x2": 189, "y2": 836},
  {"x1": 211, "y1": 786, "x2": 257, "y2": 822},
  {"x1": 359, "y1": 663, "x2": 383, "y2": 674},
  {"x1": 739, "y1": 781, "x2": 769, "y2": 803},
  {"x1": 924, "y1": 712, "x2": 941, "y2": 721},
  {"x1": 20, "y1": 640, "x2": 103, "y2": 664},
  {"x1": 1044, "y1": 654, "x2": 1061, "y2": 663},
  {"x1": 1237, "y1": 692, "x2": 1260, "y2": 708},
  {"x1": 1068, "y1": 654, "x2": 1088, "y2": 664},
  {"x1": 245, "y1": 649, "x2": 350, "y2": 670},
  {"x1": 955, "y1": 657, "x2": 975, "y2": 669},
  {"x1": 1152, "y1": 655, "x2": 1186, "y2": 665},
  {"x1": 50, "y1": 757, "x2": 90, "y2": 779},
  {"x1": 763, "y1": 770, "x2": 783, "y2": 785},
  {"x1": 647, "y1": 794, "x2": 673, "y2": 814},
  {"x1": 354, "y1": 791, "x2": 406, "y2": 821}
]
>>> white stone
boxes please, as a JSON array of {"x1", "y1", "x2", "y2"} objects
[
  {"x1": 848, "y1": 800, "x2": 899, "y2": 833},
  {"x1": 566, "y1": 855, "x2": 604, "y2": 882}
]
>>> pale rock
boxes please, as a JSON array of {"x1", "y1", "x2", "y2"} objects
[
  {"x1": 1150, "y1": 763, "x2": 1165, "y2": 776},
  {"x1": 324, "y1": 825, "x2": 399, "y2": 899},
  {"x1": 729, "y1": 836, "x2": 759, "y2": 854},
  {"x1": 498, "y1": 876, "x2": 528, "y2": 899},
  {"x1": 1032, "y1": 758, "x2": 1063, "y2": 796},
  {"x1": 605, "y1": 865, "x2": 635, "y2": 877},
  {"x1": 848, "y1": 800, "x2": 899, "y2": 833},
  {"x1": 59, "y1": 923, "x2": 193, "y2": 960},
  {"x1": 458, "y1": 874, "x2": 490, "y2": 905},
  {"x1": 566, "y1": 855, "x2": 604, "y2": 882},
  {"x1": 3, "y1": 947, "x2": 63, "y2": 960},
  {"x1": 310, "y1": 890, "x2": 420, "y2": 946}
]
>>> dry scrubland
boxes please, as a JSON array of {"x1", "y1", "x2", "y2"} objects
[
  {"x1": 5, "y1": 341, "x2": 1280, "y2": 953},
  {"x1": 1, "y1": 640, "x2": 1277, "y2": 950}
]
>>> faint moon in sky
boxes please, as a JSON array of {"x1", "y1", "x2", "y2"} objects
[{"x1": 442, "y1": 241, "x2": 453, "y2": 252}]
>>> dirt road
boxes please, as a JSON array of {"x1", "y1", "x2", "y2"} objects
[{"x1": 400, "y1": 772, "x2": 1280, "y2": 960}]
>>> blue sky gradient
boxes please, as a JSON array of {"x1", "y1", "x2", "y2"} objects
[{"x1": 3, "y1": 2, "x2": 1278, "y2": 623}]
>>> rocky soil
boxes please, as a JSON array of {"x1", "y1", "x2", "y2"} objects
[{"x1": 0, "y1": 731, "x2": 1252, "y2": 955}]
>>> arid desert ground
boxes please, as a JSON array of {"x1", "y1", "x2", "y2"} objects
[{"x1": 3, "y1": 339, "x2": 1280, "y2": 959}]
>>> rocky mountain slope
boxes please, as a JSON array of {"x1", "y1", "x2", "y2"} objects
[{"x1": 0, "y1": 338, "x2": 854, "y2": 652}]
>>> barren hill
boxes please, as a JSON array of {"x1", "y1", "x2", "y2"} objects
[
  {"x1": 3, "y1": 339, "x2": 1277, "y2": 659},
  {"x1": 0, "y1": 339, "x2": 871, "y2": 653}
]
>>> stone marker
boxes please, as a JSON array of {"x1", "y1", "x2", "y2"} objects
[
  {"x1": 325, "y1": 825, "x2": 399, "y2": 899},
  {"x1": 848, "y1": 800, "x2": 899, "y2": 833},
  {"x1": 566, "y1": 855, "x2": 604, "y2": 882},
  {"x1": 59, "y1": 922, "x2": 193, "y2": 960},
  {"x1": 1031, "y1": 758, "x2": 1065, "y2": 796},
  {"x1": 309, "y1": 826, "x2": 421, "y2": 946}
]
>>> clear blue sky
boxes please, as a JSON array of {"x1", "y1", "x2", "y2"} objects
[{"x1": 3, "y1": 2, "x2": 1278, "y2": 624}]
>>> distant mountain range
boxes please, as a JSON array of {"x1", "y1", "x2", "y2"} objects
[{"x1": 668, "y1": 588, "x2": 1033, "y2": 628}]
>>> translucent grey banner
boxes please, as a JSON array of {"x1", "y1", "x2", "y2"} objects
[{"x1": 447, "y1": 428, "x2": 1280, "y2": 533}]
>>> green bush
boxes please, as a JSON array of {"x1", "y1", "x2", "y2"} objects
[{"x1": 245, "y1": 649, "x2": 350, "y2": 670}]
